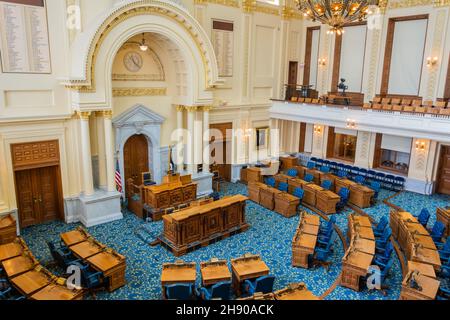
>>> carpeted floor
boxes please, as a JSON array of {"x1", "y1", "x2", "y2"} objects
[{"x1": 20, "y1": 182, "x2": 449, "y2": 300}]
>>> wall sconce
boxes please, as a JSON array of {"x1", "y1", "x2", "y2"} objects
[
  {"x1": 244, "y1": 128, "x2": 252, "y2": 138},
  {"x1": 318, "y1": 58, "x2": 326, "y2": 67},
  {"x1": 415, "y1": 140, "x2": 426, "y2": 151},
  {"x1": 426, "y1": 56, "x2": 438, "y2": 67},
  {"x1": 314, "y1": 125, "x2": 322, "y2": 134},
  {"x1": 346, "y1": 119, "x2": 357, "y2": 129}
]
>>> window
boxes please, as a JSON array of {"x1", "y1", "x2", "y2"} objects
[{"x1": 374, "y1": 134, "x2": 412, "y2": 175}]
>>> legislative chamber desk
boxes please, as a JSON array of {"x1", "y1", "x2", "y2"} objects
[
  {"x1": 259, "y1": 186, "x2": 282, "y2": 210},
  {"x1": 291, "y1": 166, "x2": 306, "y2": 179},
  {"x1": 246, "y1": 167, "x2": 262, "y2": 183},
  {"x1": 335, "y1": 178, "x2": 357, "y2": 194},
  {"x1": 30, "y1": 282, "x2": 84, "y2": 301},
  {"x1": 400, "y1": 262, "x2": 440, "y2": 300},
  {"x1": 280, "y1": 156, "x2": 298, "y2": 171},
  {"x1": 305, "y1": 168, "x2": 321, "y2": 184},
  {"x1": 274, "y1": 283, "x2": 320, "y2": 300},
  {"x1": 200, "y1": 259, "x2": 231, "y2": 287},
  {"x1": 0, "y1": 214, "x2": 17, "y2": 245},
  {"x1": 248, "y1": 182, "x2": 266, "y2": 203},
  {"x1": 274, "y1": 192, "x2": 300, "y2": 218},
  {"x1": 341, "y1": 215, "x2": 375, "y2": 291},
  {"x1": 231, "y1": 254, "x2": 270, "y2": 296},
  {"x1": 390, "y1": 210, "x2": 441, "y2": 272},
  {"x1": 437, "y1": 207, "x2": 450, "y2": 237},
  {"x1": 161, "y1": 195, "x2": 249, "y2": 256},
  {"x1": 349, "y1": 184, "x2": 375, "y2": 209},
  {"x1": 2, "y1": 251, "x2": 39, "y2": 278},
  {"x1": 316, "y1": 190, "x2": 340, "y2": 214},
  {"x1": 161, "y1": 261, "x2": 196, "y2": 299},
  {"x1": 0, "y1": 237, "x2": 27, "y2": 261},
  {"x1": 303, "y1": 184, "x2": 324, "y2": 207},
  {"x1": 292, "y1": 212, "x2": 320, "y2": 268},
  {"x1": 144, "y1": 180, "x2": 197, "y2": 211},
  {"x1": 274, "y1": 173, "x2": 293, "y2": 187},
  {"x1": 287, "y1": 178, "x2": 310, "y2": 194},
  {"x1": 62, "y1": 230, "x2": 127, "y2": 292}
]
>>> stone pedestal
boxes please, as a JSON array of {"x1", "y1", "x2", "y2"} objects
[{"x1": 185, "y1": 171, "x2": 213, "y2": 197}]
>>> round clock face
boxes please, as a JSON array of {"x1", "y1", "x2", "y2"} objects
[{"x1": 123, "y1": 52, "x2": 143, "y2": 72}]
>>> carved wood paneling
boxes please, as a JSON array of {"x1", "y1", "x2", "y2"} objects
[{"x1": 11, "y1": 140, "x2": 60, "y2": 170}]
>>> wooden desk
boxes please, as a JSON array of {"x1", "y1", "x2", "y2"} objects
[
  {"x1": 2, "y1": 254, "x2": 38, "y2": 278},
  {"x1": 10, "y1": 267, "x2": 53, "y2": 296},
  {"x1": 231, "y1": 255, "x2": 270, "y2": 296},
  {"x1": 162, "y1": 195, "x2": 249, "y2": 256},
  {"x1": 259, "y1": 187, "x2": 282, "y2": 211},
  {"x1": 335, "y1": 178, "x2": 357, "y2": 194},
  {"x1": 411, "y1": 246, "x2": 441, "y2": 271},
  {"x1": 341, "y1": 251, "x2": 374, "y2": 291},
  {"x1": 407, "y1": 261, "x2": 436, "y2": 279},
  {"x1": 274, "y1": 174, "x2": 292, "y2": 188},
  {"x1": 316, "y1": 190, "x2": 340, "y2": 214},
  {"x1": 287, "y1": 178, "x2": 310, "y2": 194},
  {"x1": 87, "y1": 251, "x2": 127, "y2": 292},
  {"x1": 274, "y1": 192, "x2": 300, "y2": 218},
  {"x1": 30, "y1": 283, "x2": 84, "y2": 300},
  {"x1": 274, "y1": 283, "x2": 319, "y2": 300},
  {"x1": 292, "y1": 213, "x2": 320, "y2": 269},
  {"x1": 0, "y1": 214, "x2": 17, "y2": 245},
  {"x1": 200, "y1": 260, "x2": 232, "y2": 287},
  {"x1": 436, "y1": 207, "x2": 450, "y2": 237},
  {"x1": 301, "y1": 213, "x2": 321, "y2": 226},
  {"x1": 390, "y1": 210, "x2": 415, "y2": 238},
  {"x1": 303, "y1": 184, "x2": 323, "y2": 207},
  {"x1": 144, "y1": 182, "x2": 197, "y2": 210},
  {"x1": 69, "y1": 240, "x2": 105, "y2": 260},
  {"x1": 0, "y1": 240, "x2": 25, "y2": 262},
  {"x1": 305, "y1": 169, "x2": 321, "y2": 184},
  {"x1": 349, "y1": 185, "x2": 374, "y2": 208},
  {"x1": 280, "y1": 156, "x2": 298, "y2": 171},
  {"x1": 248, "y1": 182, "x2": 266, "y2": 203},
  {"x1": 319, "y1": 173, "x2": 337, "y2": 191},
  {"x1": 353, "y1": 239, "x2": 376, "y2": 255},
  {"x1": 354, "y1": 226, "x2": 375, "y2": 241},
  {"x1": 247, "y1": 167, "x2": 262, "y2": 184},
  {"x1": 352, "y1": 215, "x2": 372, "y2": 228},
  {"x1": 400, "y1": 272, "x2": 440, "y2": 300},
  {"x1": 161, "y1": 262, "x2": 196, "y2": 299},
  {"x1": 61, "y1": 228, "x2": 90, "y2": 247}
]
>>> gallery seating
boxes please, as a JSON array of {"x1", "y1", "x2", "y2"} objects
[{"x1": 365, "y1": 97, "x2": 450, "y2": 116}]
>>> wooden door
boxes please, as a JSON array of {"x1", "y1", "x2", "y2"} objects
[
  {"x1": 124, "y1": 134, "x2": 149, "y2": 186},
  {"x1": 437, "y1": 146, "x2": 450, "y2": 195},
  {"x1": 210, "y1": 123, "x2": 232, "y2": 182},
  {"x1": 287, "y1": 61, "x2": 298, "y2": 100},
  {"x1": 15, "y1": 166, "x2": 61, "y2": 228}
]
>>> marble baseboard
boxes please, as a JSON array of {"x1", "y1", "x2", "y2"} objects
[
  {"x1": 191, "y1": 172, "x2": 214, "y2": 197},
  {"x1": 405, "y1": 179, "x2": 435, "y2": 195}
]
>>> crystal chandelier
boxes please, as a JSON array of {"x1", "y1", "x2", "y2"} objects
[{"x1": 296, "y1": 0, "x2": 379, "y2": 35}]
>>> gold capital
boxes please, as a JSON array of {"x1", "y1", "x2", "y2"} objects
[
  {"x1": 185, "y1": 106, "x2": 199, "y2": 113},
  {"x1": 176, "y1": 105, "x2": 185, "y2": 112},
  {"x1": 203, "y1": 105, "x2": 214, "y2": 112},
  {"x1": 76, "y1": 111, "x2": 92, "y2": 120},
  {"x1": 95, "y1": 110, "x2": 113, "y2": 119}
]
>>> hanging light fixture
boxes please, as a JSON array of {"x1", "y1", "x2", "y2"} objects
[
  {"x1": 125, "y1": 33, "x2": 149, "y2": 51},
  {"x1": 296, "y1": 0, "x2": 379, "y2": 35}
]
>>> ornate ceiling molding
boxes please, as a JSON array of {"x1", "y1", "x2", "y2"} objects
[
  {"x1": 194, "y1": 0, "x2": 240, "y2": 7},
  {"x1": 112, "y1": 87, "x2": 167, "y2": 97}
]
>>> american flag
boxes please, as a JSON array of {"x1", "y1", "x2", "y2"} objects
[{"x1": 115, "y1": 159, "x2": 123, "y2": 193}]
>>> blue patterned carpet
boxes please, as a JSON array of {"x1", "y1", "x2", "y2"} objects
[{"x1": 20, "y1": 182, "x2": 449, "y2": 300}]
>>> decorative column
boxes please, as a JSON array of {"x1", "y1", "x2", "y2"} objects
[
  {"x1": 176, "y1": 105, "x2": 185, "y2": 172},
  {"x1": 95, "y1": 112, "x2": 107, "y2": 189},
  {"x1": 186, "y1": 106, "x2": 198, "y2": 174},
  {"x1": 102, "y1": 110, "x2": 116, "y2": 192},
  {"x1": 77, "y1": 111, "x2": 94, "y2": 196},
  {"x1": 202, "y1": 106, "x2": 213, "y2": 173}
]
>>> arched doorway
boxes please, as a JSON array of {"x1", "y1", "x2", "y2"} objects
[{"x1": 123, "y1": 134, "x2": 149, "y2": 186}]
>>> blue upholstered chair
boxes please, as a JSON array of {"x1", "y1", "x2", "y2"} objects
[
  {"x1": 370, "y1": 181, "x2": 381, "y2": 200},
  {"x1": 310, "y1": 157, "x2": 318, "y2": 163},
  {"x1": 293, "y1": 188, "x2": 304, "y2": 205},
  {"x1": 321, "y1": 180, "x2": 332, "y2": 191},
  {"x1": 337, "y1": 170, "x2": 347, "y2": 178},
  {"x1": 47, "y1": 241, "x2": 80, "y2": 269},
  {"x1": 0, "y1": 280, "x2": 11, "y2": 300},
  {"x1": 384, "y1": 174, "x2": 396, "y2": 190},
  {"x1": 437, "y1": 286, "x2": 450, "y2": 300},
  {"x1": 318, "y1": 216, "x2": 336, "y2": 243},
  {"x1": 414, "y1": 208, "x2": 430, "y2": 228},
  {"x1": 196, "y1": 281, "x2": 232, "y2": 300},
  {"x1": 374, "y1": 241, "x2": 394, "y2": 265},
  {"x1": 375, "y1": 172, "x2": 386, "y2": 184},
  {"x1": 316, "y1": 159, "x2": 325, "y2": 167},
  {"x1": 373, "y1": 216, "x2": 389, "y2": 238},
  {"x1": 440, "y1": 259, "x2": 450, "y2": 279},
  {"x1": 367, "y1": 170, "x2": 377, "y2": 181},
  {"x1": 72, "y1": 261, "x2": 104, "y2": 298},
  {"x1": 265, "y1": 177, "x2": 276, "y2": 188},
  {"x1": 278, "y1": 182, "x2": 288, "y2": 193},
  {"x1": 429, "y1": 221, "x2": 446, "y2": 243},
  {"x1": 367, "y1": 258, "x2": 394, "y2": 295},
  {"x1": 313, "y1": 231, "x2": 337, "y2": 270},
  {"x1": 210, "y1": 192, "x2": 220, "y2": 201},
  {"x1": 355, "y1": 175, "x2": 365, "y2": 185},
  {"x1": 243, "y1": 275, "x2": 275, "y2": 296},
  {"x1": 375, "y1": 227, "x2": 392, "y2": 251},
  {"x1": 166, "y1": 283, "x2": 195, "y2": 300},
  {"x1": 437, "y1": 237, "x2": 450, "y2": 262},
  {"x1": 320, "y1": 166, "x2": 330, "y2": 174},
  {"x1": 394, "y1": 176, "x2": 406, "y2": 191},
  {"x1": 307, "y1": 161, "x2": 315, "y2": 170},
  {"x1": 330, "y1": 162, "x2": 338, "y2": 171},
  {"x1": 304, "y1": 174, "x2": 314, "y2": 183},
  {"x1": 336, "y1": 188, "x2": 350, "y2": 211},
  {"x1": 287, "y1": 168, "x2": 298, "y2": 177}
]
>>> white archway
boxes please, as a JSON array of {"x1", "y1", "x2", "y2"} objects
[{"x1": 66, "y1": 0, "x2": 221, "y2": 108}]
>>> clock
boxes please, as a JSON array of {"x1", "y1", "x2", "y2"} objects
[{"x1": 123, "y1": 52, "x2": 143, "y2": 72}]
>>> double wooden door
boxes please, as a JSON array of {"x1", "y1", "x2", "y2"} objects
[
  {"x1": 123, "y1": 134, "x2": 149, "y2": 186},
  {"x1": 437, "y1": 146, "x2": 450, "y2": 195},
  {"x1": 15, "y1": 166, "x2": 62, "y2": 228}
]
